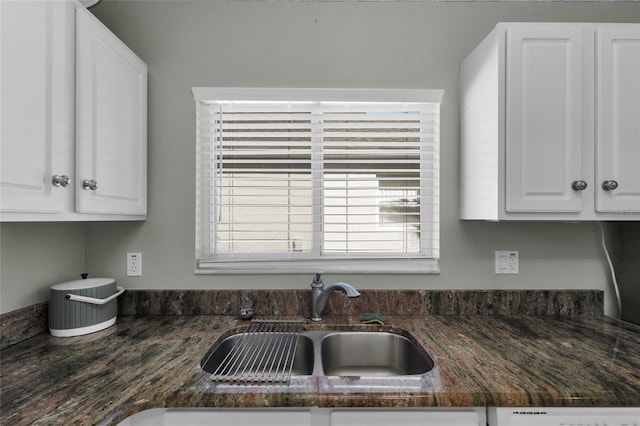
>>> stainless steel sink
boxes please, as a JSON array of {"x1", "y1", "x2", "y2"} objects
[
  {"x1": 201, "y1": 325, "x2": 434, "y2": 382},
  {"x1": 320, "y1": 332, "x2": 434, "y2": 376}
]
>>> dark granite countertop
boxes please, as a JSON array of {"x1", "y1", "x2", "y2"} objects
[{"x1": 1, "y1": 314, "x2": 639, "y2": 425}]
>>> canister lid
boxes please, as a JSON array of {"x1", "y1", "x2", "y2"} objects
[{"x1": 51, "y1": 277, "x2": 115, "y2": 291}]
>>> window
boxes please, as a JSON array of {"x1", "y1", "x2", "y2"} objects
[{"x1": 193, "y1": 88, "x2": 442, "y2": 273}]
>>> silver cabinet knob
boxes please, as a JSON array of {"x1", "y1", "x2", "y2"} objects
[
  {"x1": 51, "y1": 175, "x2": 71, "y2": 188},
  {"x1": 601, "y1": 180, "x2": 619, "y2": 191},
  {"x1": 82, "y1": 179, "x2": 98, "y2": 191},
  {"x1": 571, "y1": 180, "x2": 588, "y2": 191}
]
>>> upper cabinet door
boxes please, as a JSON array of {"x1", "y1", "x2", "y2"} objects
[
  {"x1": 0, "y1": 1, "x2": 74, "y2": 214},
  {"x1": 596, "y1": 25, "x2": 640, "y2": 215},
  {"x1": 504, "y1": 26, "x2": 590, "y2": 214},
  {"x1": 75, "y1": 7, "x2": 147, "y2": 215}
]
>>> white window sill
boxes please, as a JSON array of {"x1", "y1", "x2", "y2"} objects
[{"x1": 195, "y1": 258, "x2": 440, "y2": 275}]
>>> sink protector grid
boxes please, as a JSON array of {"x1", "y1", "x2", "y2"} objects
[{"x1": 203, "y1": 320, "x2": 306, "y2": 384}]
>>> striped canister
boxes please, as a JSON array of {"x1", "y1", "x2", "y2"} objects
[{"x1": 49, "y1": 277, "x2": 124, "y2": 337}]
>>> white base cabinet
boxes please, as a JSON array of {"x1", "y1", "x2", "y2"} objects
[
  {"x1": 117, "y1": 408, "x2": 487, "y2": 426},
  {"x1": 0, "y1": 0, "x2": 147, "y2": 221},
  {"x1": 329, "y1": 408, "x2": 485, "y2": 426},
  {"x1": 460, "y1": 23, "x2": 640, "y2": 221}
]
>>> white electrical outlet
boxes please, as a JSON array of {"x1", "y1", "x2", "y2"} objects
[
  {"x1": 127, "y1": 252, "x2": 142, "y2": 277},
  {"x1": 495, "y1": 250, "x2": 519, "y2": 274}
]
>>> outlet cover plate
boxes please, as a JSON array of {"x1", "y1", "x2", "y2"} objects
[
  {"x1": 127, "y1": 252, "x2": 142, "y2": 277},
  {"x1": 495, "y1": 250, "x2": 519, "y2": 274}
]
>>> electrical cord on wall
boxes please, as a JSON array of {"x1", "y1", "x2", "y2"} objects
[{"x1": 598, "y1": 222, "x2": 622, "y2": 320}]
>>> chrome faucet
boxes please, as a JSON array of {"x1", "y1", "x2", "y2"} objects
[{"x1": 310, "y1": 272, "x2": 360, "y2": 321}]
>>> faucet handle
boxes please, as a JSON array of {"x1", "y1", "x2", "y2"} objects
[{"x1": 312, "y1": 271, "x2": 324, "y2": 288}]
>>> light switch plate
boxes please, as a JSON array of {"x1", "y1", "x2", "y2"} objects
[{"x1": 495, "y1": 250, "x2": 519, "y2": 274}]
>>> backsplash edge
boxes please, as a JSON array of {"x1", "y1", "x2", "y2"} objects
[
  {"x1": 116, "y1": 289, "x2": 604, "y2": 317},
  {"x1": 0, "y1": 302, "x2": 48, "y2": 350}
]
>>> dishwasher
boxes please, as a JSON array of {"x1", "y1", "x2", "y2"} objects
[{"x1": 488, "y1": 407, "x2": 640, "y2": 426}]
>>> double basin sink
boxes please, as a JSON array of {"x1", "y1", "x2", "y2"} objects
[{"x1": 201, "y1": 328, "x2": 434, "y2": 379}]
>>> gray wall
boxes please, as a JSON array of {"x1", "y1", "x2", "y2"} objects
[
  {"x1": 0, "y1": 223, "x2": 86, "y2": 312},
  {"x1": 2, "y1": 1, "x2": 639, "y2": 316}
]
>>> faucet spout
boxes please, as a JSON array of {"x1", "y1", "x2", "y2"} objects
[
  {"x1": 310, "y1": 274, "x2": 360, "y2": 321},
  {"x1": 327, "y1": 282, "x2": 361, "y2": 298}
]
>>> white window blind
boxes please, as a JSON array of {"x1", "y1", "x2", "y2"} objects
[{"x1": 194, "y1": 88, "x2": 442, "y2": 274}]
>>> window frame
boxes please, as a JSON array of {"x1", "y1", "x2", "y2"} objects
[{"x1": 193, "y1": 87, "x2": 443, "y2": 274}]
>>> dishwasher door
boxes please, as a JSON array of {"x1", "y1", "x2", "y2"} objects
[{"x1": 488, "y1": 407, "x2": 640, "y2": 426}]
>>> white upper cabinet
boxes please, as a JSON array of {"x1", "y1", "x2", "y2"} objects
[
  {"x1": 76, "y1": 7, "x2": 147, "y2": 216},
  {"x1": 596, "y1": 26, "x2": 640, "y2": 215},
  {"x1": 460, "y1": 23, "x2": 640, "y2": 221},
  {"x1": 0, "y1": 0, "x2": 75, "y2": 214},
  {"x1": 0, "y1": 0, "x2": 147, "y2": 221},
  {"x1": 504, "y1": 25, "x2": 589, "y2": 215}
]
